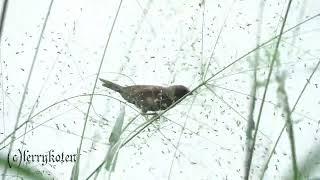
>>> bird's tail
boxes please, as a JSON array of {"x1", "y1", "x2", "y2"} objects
[{"x1": 99, "y1": 78, "x2": 123, "y2": 93}]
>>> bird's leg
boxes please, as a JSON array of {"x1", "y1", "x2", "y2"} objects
[
  {"x1": 139, "y1": 106, "x2": 157, "y2": 116},
  {"x1": 140, "y1": 112, "x2": 158, "y2": 116},
  {"x1": 142, "y1": 112, "x2": 161, "y2": 123},
  {"x1": 140, "y1": 109, "x2": 159, "y2": 121},
  {"x1": 141, "y1": 113, "x2": 158, "y2": 116}
]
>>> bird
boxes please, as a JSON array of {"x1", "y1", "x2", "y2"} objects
[{"x1": 99, "y1": 78, "x2": 191, "y2": 113}]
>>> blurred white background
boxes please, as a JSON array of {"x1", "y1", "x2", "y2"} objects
[{"x1": 0, "y1": 0, "x2": 320, "y2": 179}]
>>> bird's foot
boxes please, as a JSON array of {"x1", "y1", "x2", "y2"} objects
[{"x1": 141, "y1": 112, "x2": 158, "y2": 116}]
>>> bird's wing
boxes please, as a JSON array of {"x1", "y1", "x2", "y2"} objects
[
  {"x1": 121, "y1": 85, "x2": 174, "y2": 112},
  {"x1": 125, "y1": 85, "x2": 162, "y2": 97}
]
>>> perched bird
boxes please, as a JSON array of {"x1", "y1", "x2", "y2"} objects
[{"x1": 99, "y1": 78, "x2": 191, "y2": 113}]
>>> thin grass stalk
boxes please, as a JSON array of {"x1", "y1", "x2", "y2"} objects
[
  {"x1": 1, "y1": 1, "x2": 54, "y2": 179},
  {"x1": 0, "y1": 13, "x2": 316, "y2": 151},
  {"x1": 290, "y1": 0, "x2": 307, "y2": 52},
  {"x1": 105, "y1": 105, "x2": 125, "y2": 171},
  {"x1": 0, "y1": 0, "x2": 9, "y2": 38},
  {"x1": 120, "y1": 12, "x2": 319, "y2": 149},
  {"x1": 261, "y1": 59, "x2": 320, "y2": 178},
  {"x1": 0, "y1": 11, "x2": 316, "y2": 178},
  {"x1": 19, "y1": 57, "x2": 58, "y2": 148},
  {"x1": 276, "y1": 74, "x2": 299, "y2": 179},
  {"x1": 205, "y1": 86, "x2": 274, "y2": 144},
  {"x1": 16, "y1": 59, "x2": 58, "y2": 166},
  {"x1": 86, "y1": 137, "x2": 123, "y2": 180},
  {"x1": 87, "y1": 52, "x2": 319, "y2": 179},
  {"x1": 0, "y1": 93, "x2": 137, "y2": 149},
  {"x1": 87, "y1": 111, "x2": 215, "y2": 180},
  {"x1": 0, "y1": 0, "x2": 9, "y2": 148},
  {"x1": 90, "y1": 114, "x2": 140, "y2": 180},
  {"x1": 114, "y1": 0, "x2": 153, "y2": 81},
  {"x1": 244, "y1": 1, "x2": 265, "y2": 179},
  {"x1": 203, "y1": 0, "x2": 235, "y2": 80},
  {"x1": 92, "y1": 105, "x2": 126, "y2": 180},
  {"x1": 200, "y1": 0, "x2": 205, "y2": 80},
  {"x1": 3, "y1": 107, "x2": 108, "y2": 153},
  {"x1": 86, "y1": 117, "x2": 134, "y2": 180},
  {"x1": 74, "y1": 1, "x2": 124, "y2": 178},
  {"x1": 245, "y1": 0, "x2": 293, "y2": 179},
  {"x1": 206, "y1": 84, "x2": 248, "y2": 121},
  {"x1": 167, "y1": 95, "x2": 196, "y2": 180}
]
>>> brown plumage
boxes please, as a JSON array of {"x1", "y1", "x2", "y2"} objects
[{"x1": 99, "y1": 78, "x2": 191, "y2": 113}]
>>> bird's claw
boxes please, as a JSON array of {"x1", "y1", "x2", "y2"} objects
[{"x1": 141, "y1": 112, "x2": 158, "y2": 116}]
